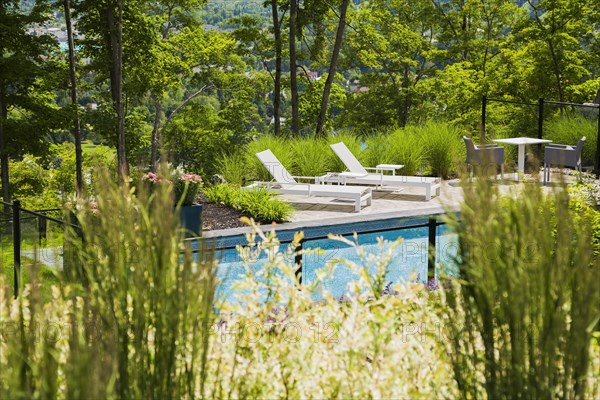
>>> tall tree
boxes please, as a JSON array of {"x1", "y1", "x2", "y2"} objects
[
  {"x1": 345, "y1": 0, "x2": 438, "y2": 127},
  {"x1": 62, "y1": 0, "x2": 83, "y2": 192},
  {"x1": 517, "y1": 0, "x2": 594, "y2": 103},
  {"x1": 109, "y1": 0, "x2": 127, "y2": 178},
  {"x1": 144, "y1": 0, "x2": 208, "y2": 171},
  {"x1": 77, "y1": 0, "x2": 129, "y2": 179},
  {"x1": 288, "y1": 0, "x2": 299, "y2": 135},
  {"x1": 315, "y1": 0, "x2": 350, "y2": 137},
  {"x1": 269, "y1": 0, "x2": 283, "y2": 136},
  {"x1": 0, "y1": 0, "x2": 56, "y2": 203}
]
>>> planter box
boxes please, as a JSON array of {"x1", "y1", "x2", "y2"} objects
[{"x1": 179, "y1": 204, "x2": 203, "y2": 237}]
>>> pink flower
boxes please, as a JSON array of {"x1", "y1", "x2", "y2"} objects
[
  {"x1": 143, "y1": 172, "x2": 163, "y2": 184},
  {"x1": 178, "y1": 173, "x2": 203, "y2": 184}
]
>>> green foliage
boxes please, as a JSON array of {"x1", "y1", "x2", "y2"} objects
[
  {"x1": 362, "y1": 132, "x2": 391, "y2": 167},
  {"x1": 236, "y1": 188, "x2": 295, "y2": 223},
  {"x1": 291, "y1": 136, "x2": 333, "y2": 177},
  {"x1": 442, "y1": 179, "x2": 600, "y2": 399},
  {"x1": 2, "y1": 159, "x2": 600, "y2": 399},
  {"x1": 0, "y1": 222, "x2": 455, "y2": 398},
  {"x1": 568, "y1": 173, "x2": 600, "y2": 254},
  {"x1": 202, "y1": 182, "x2": 238, "y2": 204},
  {"x1": 8, "y1": 155, "x2": 61, "y2": 209},
  {"x1": 544, "y1": 113, "x2": 597, "y2": 166},
  {"x1": 1, "y1": 170, "x2": 218, "y2": 399},
  {"x1": 164, "y1": 103, "x2": 234, "y2": 177},
  {"x1": 298, "y1": 74, "x2": 347, "y2": 133},
  {"x1": 0, "y1": 0, "x2": 61, "y2": 158},
  {"x1": 5, "y1": 144, "x2": 116, "y2": 209},
  {"x1": 174, "y1": 179, "x2": 202, "y2": 207},
  {"x1": 387, "y1": 127, "x2": 426, "y2": 176},
  {"x1": 416, "y1": 123, "x2": 464, "y2": 178},
  {"x1": 422, "y1": 63, "x2": 482, "y2": 129},
  {"x1": 241, "y1": 124, "x2": 467, "y2": 180},
  {"x1": 215, "y1": 151, "x2": 249, "y2": 186},
  {"x1": 202, "y1": 184, "x2": 293, "y2": 223}
]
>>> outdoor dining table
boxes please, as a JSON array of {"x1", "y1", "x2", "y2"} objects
[{"x1": 492, "y1": 137, "x2": 552, "y2": 181}]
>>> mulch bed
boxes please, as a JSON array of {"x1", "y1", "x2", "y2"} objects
[{"x1": 198, "y1": 193, "x2": 247, "y2": 231}]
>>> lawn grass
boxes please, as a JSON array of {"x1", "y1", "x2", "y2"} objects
[
  {"x1": 82, "y1": 140, "x2": 116, "y2": 163},
  {"x1": 2, "y1": 259, "x2": 60, "y2": 300}
]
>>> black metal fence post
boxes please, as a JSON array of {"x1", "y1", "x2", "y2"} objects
[
  {"x1": 38, "y1": 213, "x2": 47, "y2": 244},
  {"x1": 295, "y1": 240, "x2": 303, "y2": 284},
  {"x1": 12, "y1": 199, "x2": 21, "y2": 298},
  {"x1": 538, "y1": 98, "x2": 545, "y2": 139},
  {"x1": 427, "y1": 218, "x2": 436, "y2": 281},
  {"x1": 481, "y1": 95, "x2": 487, "y2": 141},
  {"x1": 538, "y1": 98, "x2": 545, "y2": 152}
]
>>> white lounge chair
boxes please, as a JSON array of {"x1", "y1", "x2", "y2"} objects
[
  {"x1": 329, "y1": 142, "x2": 442, "y2": 201},
  {"x1": 244, "y1": 149, "x2": 372, "y2": 212}
]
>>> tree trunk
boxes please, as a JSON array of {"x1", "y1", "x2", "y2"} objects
[
  {"x1": 289, "y1": 0, "x2": 299, "y2": 135},
  {"x1": 460, "y1": 0, "x2": 469, "y2": 61},
  {"x1": 0, "y1": 94, "x2": 9, "y2": 204},
  {"x1": 150, "y1": 98, "x2": 162, "y2": 172},
  {"x1": 64, "y1": 0, "x2": 83, "y2": 192},
  {"x1": 271, "y1": 0, "x2": 282, "y2": 136},
  {"x1": 107, "y1": 1, "x2": 128, "y2": 180},
  {"x1": 547, "y1": 39, "x2": 564, "y2": 104},
  {"x1": 594, "y1": 86, "x2": 600, "y2": 104},
  {"x1": 315, "y1": 0, "x2": 350, "y2": 137},
  {"x1": 400, "y1": 65, "x2": 410, "y2": 126}
]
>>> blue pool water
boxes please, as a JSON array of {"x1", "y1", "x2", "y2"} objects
[{"x1": 205, "y1": 216, "x2": 459, "y2": 302}]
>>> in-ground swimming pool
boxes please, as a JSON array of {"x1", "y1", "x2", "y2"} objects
[{"x1": 197, "y1": 215, "x2": 459, "y2": 302}]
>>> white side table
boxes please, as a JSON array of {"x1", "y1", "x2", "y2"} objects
[
  {"x1": 375, "y1": 164, "x2": 404, "y2": 176},
  {"x1": 316, "y1": 172, "x2": 367, "y2": 185},
  {"x1": 316, "y1": 172, "x2": 343, "y2": 185},
  {"x1": 492, "y1": 137, "x2": 552, "y2": 181}
]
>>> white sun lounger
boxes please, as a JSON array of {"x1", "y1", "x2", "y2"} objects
[
  {"x1": 330, "y1": 142, "x2": 441, "y2": 201},
  {"x1": 245, "y1": 149, "x2": 372, "y2": 212}
]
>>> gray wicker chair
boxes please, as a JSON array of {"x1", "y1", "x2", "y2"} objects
[
  {"x1": 463, "y1": 136, "x2": 504, "y2": 180},
  {"x1": 543, "y1": 136, "x2": 585, "y2": 185}
]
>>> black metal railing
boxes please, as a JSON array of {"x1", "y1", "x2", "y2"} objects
[
  {"x1": 190, "y1": 216, "x2": 448, "y2": 285},
  {"x1": 0, "y1": 200, "x2": 78, "y2": 298},
  {"x1": 3, "y1": 199, "x2": 450, "y2": 297},
  {"x1": 481, "y1": 95, "x2": 600, "y2": 176}
]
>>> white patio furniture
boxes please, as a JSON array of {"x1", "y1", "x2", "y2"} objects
[
  {"x1": 329, "y1": 142, "x2": 441, "y2": 201},
  {"x1": 244, "y1": 149, "x2": 373, "y2": 212},
  {"x1": 492, "y1": 137, "x2": 552, "y2": 181}
]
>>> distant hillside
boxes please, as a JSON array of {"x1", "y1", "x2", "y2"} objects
[{"x1": 199, "y1": 0, "x2": 270, "y2": 27}]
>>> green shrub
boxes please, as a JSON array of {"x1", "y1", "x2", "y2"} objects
[
  {"x1": 216, "y1": 151, "x2": 248, "y2": 186},
  {"x1": 441, "y1": 179, "x2": 600, "y2": 398},
  {"x1": 291, "y1": 136, "x2": 332, "y2": 177},
  {"x1": 2, "y1": 166, "x2": 599, "y2": 400},
  {"x1": 203, "y1": 184, "x2": 293, "y2": 223},
  {"x1": 545, "y1": 113, "x2": 597, "y2": 166},
  {"x1": 1, "y1": 170, "x2": 218, "y2": 399},
  {"x1": 202, "y1": 182, "x2": 238, "y2": 204},
  {"x1": 8, "y1": 155, "x2": 62, "y2": 209},
  {"x1": 237, "y1": 187, "x2": 295, "y2": 223},
  {"x1": 416, "y1": 123, "x2": 463, "y2": 178},
  {"x1": 246, "y1": 135, "x2": 296, "y2": 181},
  {"x1": 387, "y1": 127, "x2": 426, "y2": 176},
  {"x1": 363, "y1": 132, "x2": 393, "y2": 167}
]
